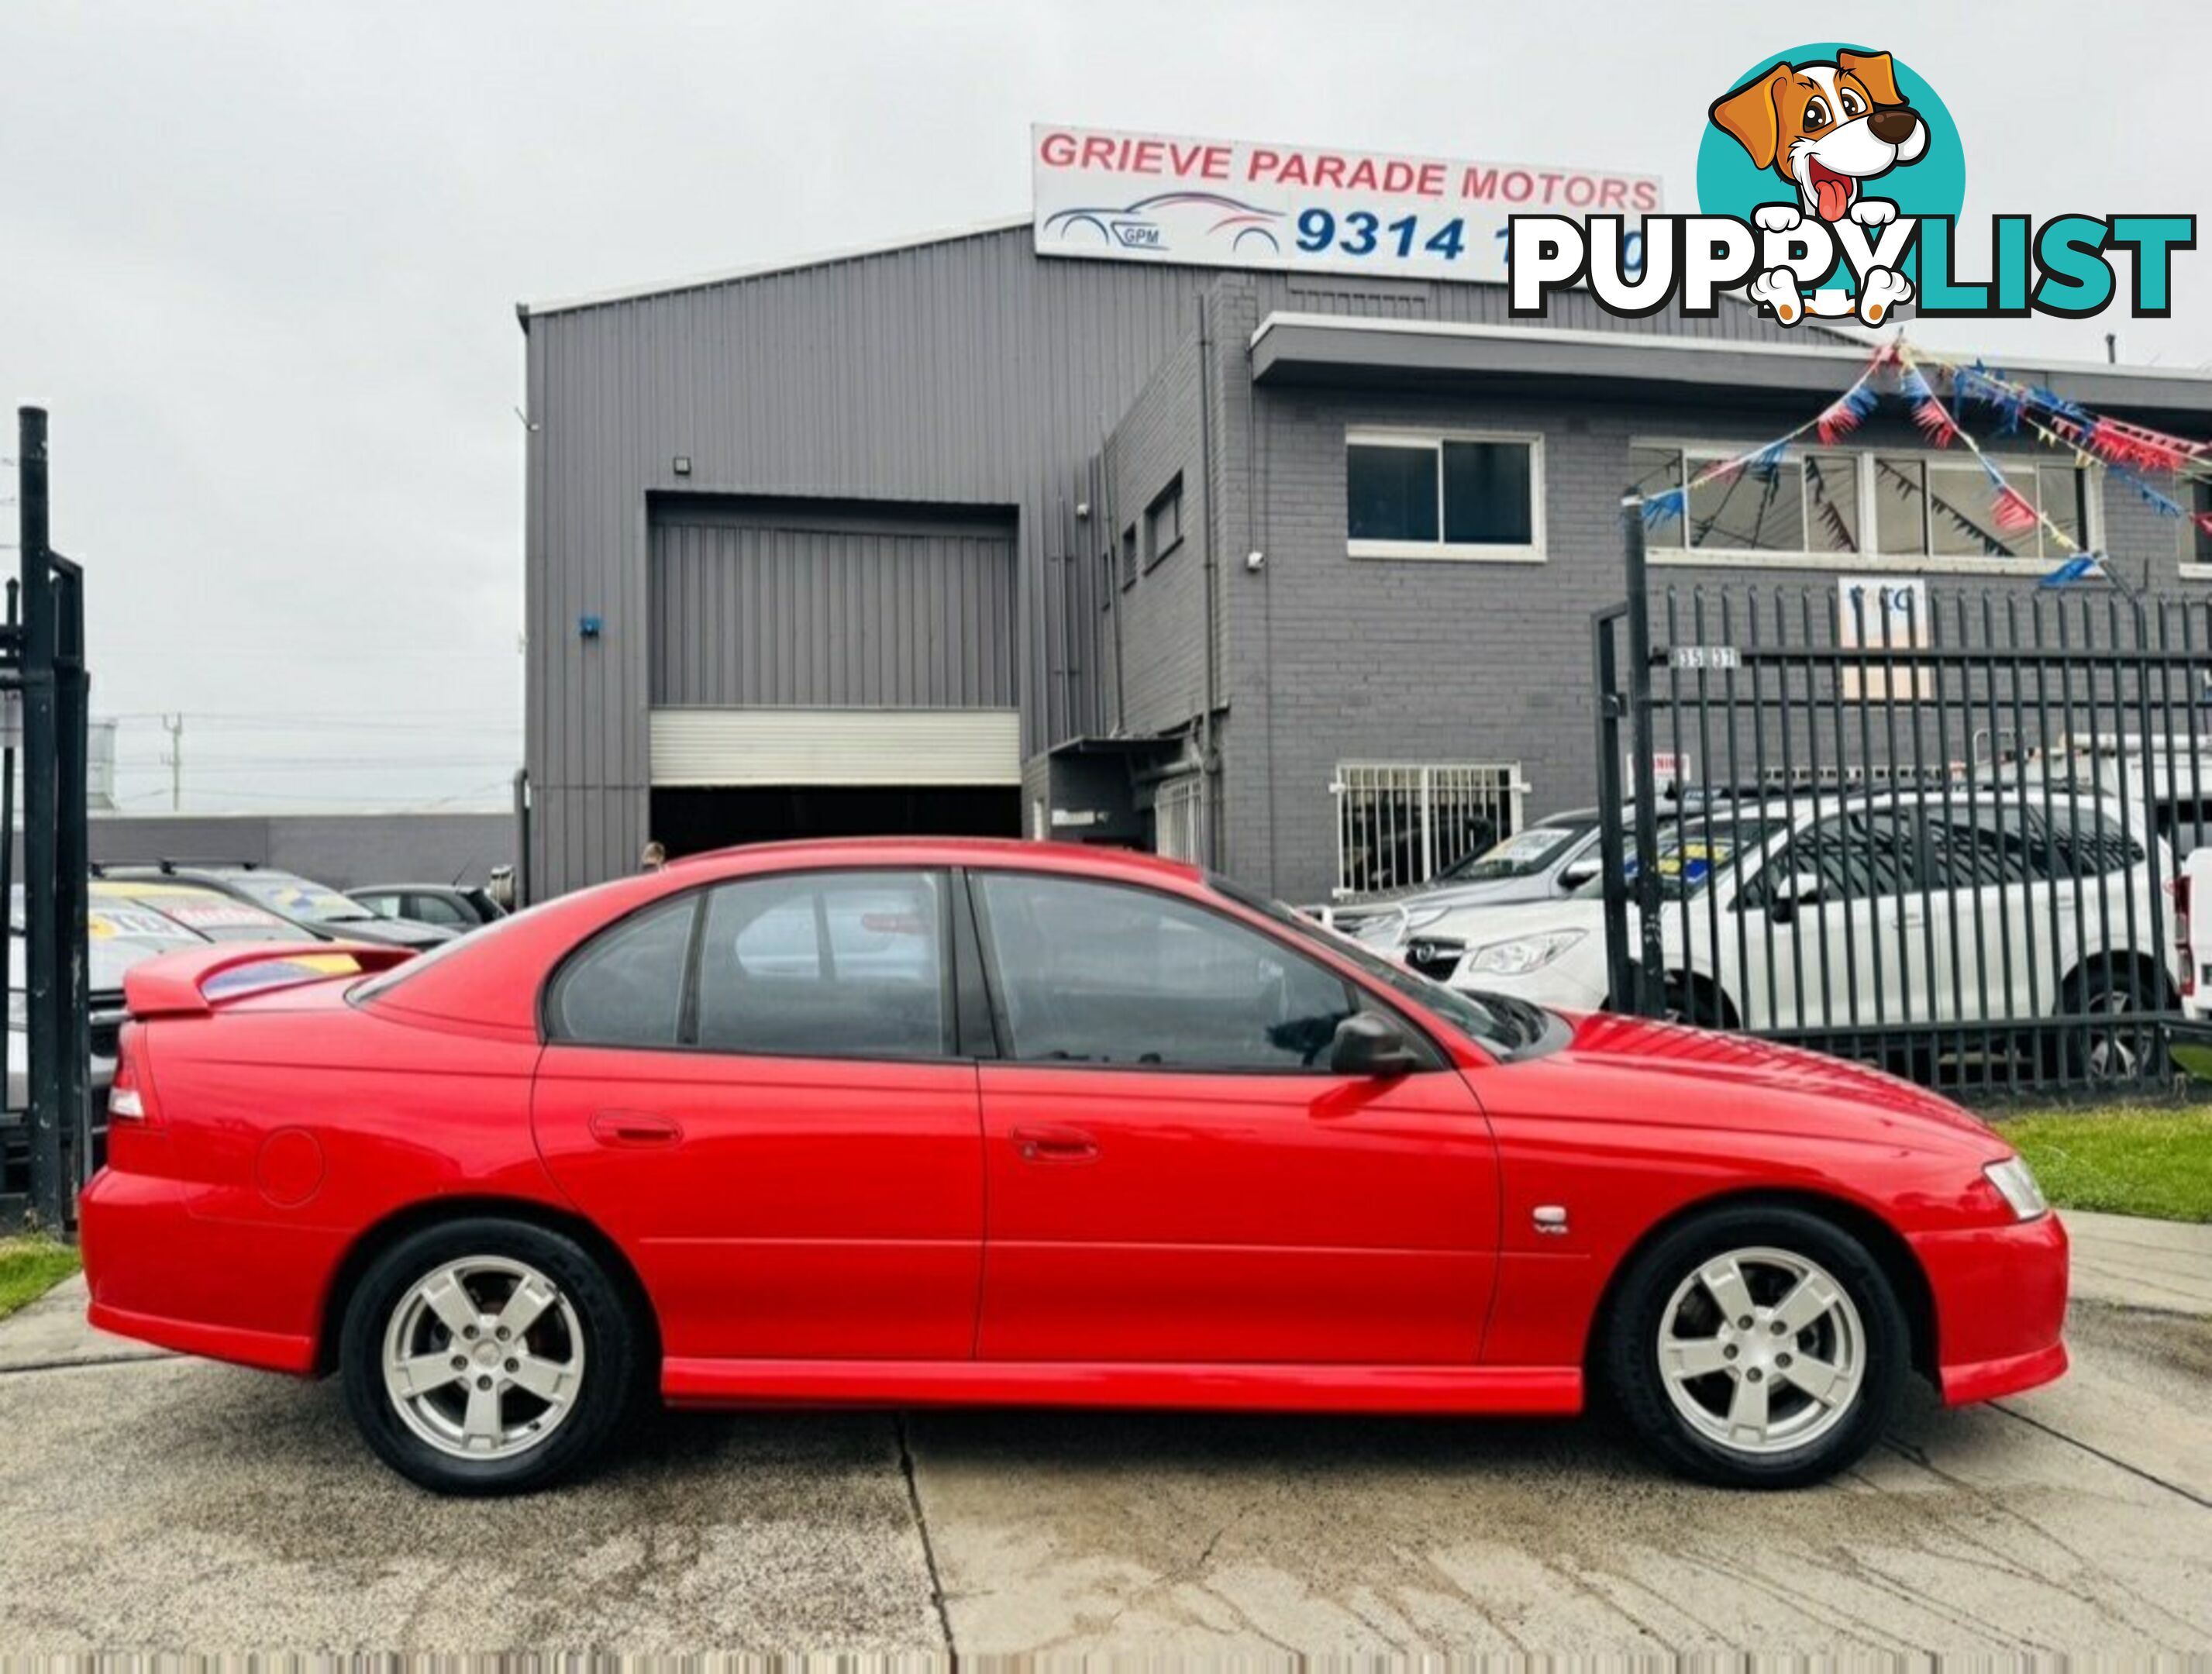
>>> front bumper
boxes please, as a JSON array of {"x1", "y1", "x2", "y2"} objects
[{"x1": 1911, "y1": 1210, "x2": 2070, "y2": 1405}]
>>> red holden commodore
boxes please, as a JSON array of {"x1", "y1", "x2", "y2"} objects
[{"x1": 79, "y1": 839, "x2": 2066, "y2": 1494}]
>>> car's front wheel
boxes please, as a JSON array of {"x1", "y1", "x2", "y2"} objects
[
  {"x1": 339, "y1": 1218, "x2": 641, "y2": 1494},
  {"x1": 1603, "y1": 1206, "x2": 1909, "y2": 1488}
]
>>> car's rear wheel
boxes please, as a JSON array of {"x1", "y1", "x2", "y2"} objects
[
  {"x1": 339, "y1": 1218, "x2": 639, "y2": 1495},
  {"x1": 1603, "y1": 1205, "x2": 1908, "y2": 1488}
]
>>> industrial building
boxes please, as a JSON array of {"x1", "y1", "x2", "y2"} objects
[{"x1": 518, "y1": 151, "x2": 2212, "y2": 904}]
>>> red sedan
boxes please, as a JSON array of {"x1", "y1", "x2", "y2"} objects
[{"x1": 79, "y1": 839, "x2": 2066, "y2": 1493}]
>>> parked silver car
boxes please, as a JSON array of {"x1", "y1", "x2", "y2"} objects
[{"x1": 1318, "y1": 809, "x2": 1605, "y2": 949}]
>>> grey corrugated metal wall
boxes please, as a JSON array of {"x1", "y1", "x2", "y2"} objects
[
  {"x1": 649, "y1": 513, "x2": 1016, "y2": 708},
  {"x1": 524, "y1": 223, "x2": 1211, "y2": 893},
  {"x1": 523, "y1": 222, "x2": 1820, "y2": 894}
]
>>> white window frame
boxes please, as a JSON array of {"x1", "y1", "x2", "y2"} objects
[
  {"x1": 1345, "y1": 427, "x2": 1546, "y2": 564},
  {"x1": 1631, "y1": 436, "x2": 2104, "y2": 577}
]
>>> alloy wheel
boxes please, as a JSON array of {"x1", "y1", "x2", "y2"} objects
[
  {"x1": 379, "y1": 1255, "x2": 587, "y2": 1460},
  {"x1": 2083, "y1": 986, "x2": 2139, "y2": 1080},
  {"x1": 1656, "y1": 1245, "x2": 1866, "y2": 1456}
]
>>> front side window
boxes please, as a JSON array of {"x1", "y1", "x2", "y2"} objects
[
  {"x1": 974, "y1": 873, "x2": 1357, "y2": 1070},
  {"x1": 1347, "y1": 433, "x2": 1540, "y2": 558},
  {"x1": 694, "y1": 870, "x2": 949, "y2": 1059}
]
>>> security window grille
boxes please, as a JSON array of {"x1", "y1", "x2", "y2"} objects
[
  {"x1": 1331, "y1": 763, "x2": 1525, "y2": 900},
  {"x1": 1144, "y1": 477, "x2": 1184, "y2": 570},
  {"x1": 1153, "y1": 773, "x2": 1202, "y2": 863},
  {"x1": 2190, "y1": 479, "x2": 2212, "y2": 567},
  {"x1": 1346, "y1": 432, "x2": 1541, "y2": 559},
  {"x1": 1628, "y1": 442, "x2": 2097, "y2": 563}
]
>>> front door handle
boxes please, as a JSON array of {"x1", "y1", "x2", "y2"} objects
[
  {"x1": 589, "y1": 1110, "x2": 684, "y2": 1147},
  {"x1": 1010, "y1": 1124, "x2": 1099, "y2": 1163}
]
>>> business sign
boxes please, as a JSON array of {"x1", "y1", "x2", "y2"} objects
[
  {"x1": 1033, "y1": 124, "x2": 1659, "y2": 284},
  {"x1": 1838, "y1": 576, "x2": 1932, "y2": 701}
]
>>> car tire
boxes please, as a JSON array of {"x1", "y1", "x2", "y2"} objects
[
  {"x1": 2064, "y1": 959, "x2": 2171, "y2": 1083},
  {"x1": 339, "y1": 1217, "x2": 640, "y2": 1495},
  {"x1": 1603, "y1": 1204, "x2": 1908, "y2": 1489}
]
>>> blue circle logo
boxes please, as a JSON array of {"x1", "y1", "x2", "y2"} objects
[{"x1": 1697, "y1": 44, "x2": 1963, "y2": 305}]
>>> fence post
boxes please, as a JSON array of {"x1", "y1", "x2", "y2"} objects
[
  {"x1": 19, "y1": 406, "x2": 64, "y2": 1232},
  {"x1": 1622, "y1": 501, "x2": 1665, "y2": 1014}
]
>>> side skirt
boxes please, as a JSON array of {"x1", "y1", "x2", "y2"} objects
[{"x1": 662, "y1": 1358, "x2": 1583, "y2": 1414}]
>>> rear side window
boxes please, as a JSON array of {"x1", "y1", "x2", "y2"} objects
[
  {"x1": 545, "y1": 896, "x2": 696, "y2": 1047},
  {"x1": 694, "y1": 871, "x2": 950, "y2": 1059},
  {"x1": 541, "y1": 869, "x2": 952, "y2": 1059}
]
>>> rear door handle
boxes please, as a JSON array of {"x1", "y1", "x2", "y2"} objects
[
  {"x1": 589, "y1": 1110, "x2": 684, "y2": 1147},
  {"x1": 1010, "y1": 1124, "x2": 1099, "y2": 1163}
]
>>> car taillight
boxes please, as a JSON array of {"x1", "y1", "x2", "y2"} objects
[
  {"x1": 2176, "y1": 875, "x2": 2195, "y2": 999},
  {"x1": 108, "y1": 1025, "x2": 156, "y2": 1124}
]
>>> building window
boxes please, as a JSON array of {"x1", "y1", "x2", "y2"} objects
[
  {"x1": 1120, "y1": 525, "x2": 1138, "y2": 590},
  {"x1": 2186, "y1": 478, "x2": 2212, "y2": 573},
  {"x1": 1631, "y1": 440, "x2": 2097, "y2": 567},
  {"x1": 1331, "y1": 763, "x2": 1525, "y2": 900},
  {"x1": 1144, "y1": 476, "x2": 1184, "y2": 570},
  {"x1": 1346, "y1": 431, "x2": 1543, "y2": 562}
]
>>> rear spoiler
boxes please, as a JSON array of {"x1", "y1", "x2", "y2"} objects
[{"x1": 122, "y1": 941, "x2": 418, "y2": 1020}]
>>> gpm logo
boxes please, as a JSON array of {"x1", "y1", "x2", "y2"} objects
[{"x1": 1509, "y1": 43, "x2": 2194, "y2": 325}]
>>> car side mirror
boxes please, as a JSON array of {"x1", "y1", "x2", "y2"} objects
[
  {"x1": 1558, "y1": 858, "x2": 1601, "y2": 890},
  {"x1": 1330, "y1": 1011, "x2": 1421, "y2": 1077},
  {"x1": 1768, "y1": 871, "x2": 1823, "y2": 923}
]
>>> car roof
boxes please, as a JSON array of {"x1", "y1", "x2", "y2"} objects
[{"x1": 667, "y1": 835, "x2": 1205, "y2": 885}]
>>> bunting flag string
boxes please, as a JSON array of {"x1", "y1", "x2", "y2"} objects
[
  {"x1": 1630, "y1": 334, "x2": 2212, "y2": 564},
  {"x1": 1639, "y1": 344, "x2": 1891, "y2": 530},
  {"x1": 1893, "y1": 343, "x2": 2090, "y2": 563}
]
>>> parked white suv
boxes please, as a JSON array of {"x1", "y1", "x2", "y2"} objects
[{"x1": 1401, "y1": 788, "x2": 2181, "y2": 1076}]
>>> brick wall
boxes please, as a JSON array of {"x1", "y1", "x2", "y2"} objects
[{"x1": 1207, "y1": 369, "x2": 2210, "y2": 904}]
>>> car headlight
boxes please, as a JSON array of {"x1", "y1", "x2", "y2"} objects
[
  {"x1": 1982, "y1": 1155, "x2": 2048, "y2": 1221},
  {"x1": 1467, "y1": 930, "x2": 1587, "y2": 976}
]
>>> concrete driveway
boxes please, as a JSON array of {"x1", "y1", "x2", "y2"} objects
[{"x1": 2, "y1": 1212, "x2": 2207, "y2": 1657}]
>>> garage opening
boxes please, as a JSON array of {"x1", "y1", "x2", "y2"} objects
[
  {"x1": 646, "y1": 496, "x2": 1023, "y2": 855},
  {"x1": 651, "y1": 786, "x2": 1022, "y2": 856}
]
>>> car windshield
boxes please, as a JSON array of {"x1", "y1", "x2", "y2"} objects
[
  {"x1": 222, "y1": 872, "x2": 379, "y2": 924},
  {"x1": 1569, "y1": 816, "x2": 1783, "y2": 902},
  {"x1": 1437, "y1": 821, "x2": 1591, "y2": 883},
  {"x1": 1208, "y1": 874, "x2": 1542, "y2": 1056}
]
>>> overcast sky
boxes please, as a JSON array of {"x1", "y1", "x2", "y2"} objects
[{"x1": 4, "y1": 0, "x2": 2207, "y2": 814}]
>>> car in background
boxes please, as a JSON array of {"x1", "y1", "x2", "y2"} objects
[
  {"x1": 87, "y1": 876, "x2": 323, "y2": 944},
  {"x1": 82, "y1": 837, "x2": 2066, "y2": 1497},
  {"x1": 98, "y1": 864, "x2": 456, "y2": 950},
  {"x1": 5, "y1": 880, "x2": 374, "y2": 1194},
  {"x1": 1312, "y1": 809, "x2": 1607, "y2": 945},
  {"x1": 1403, "y1": 789, "x2": 2178, "y2": 1079},
  {"x1": 348, "y1": 883, "x2": 508, "y2": 932}
]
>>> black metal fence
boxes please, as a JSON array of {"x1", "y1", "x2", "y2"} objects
[
  {"x1": 1595, "y1": 520, "x2": 2212, "y2": 1093},
  {"x1": 2, "y1": 406, "x2": 94, "y2": 1232}
]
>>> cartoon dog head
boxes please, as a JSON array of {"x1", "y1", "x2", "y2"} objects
[{"x1": 1710, "y1": 49, "x2": 1928, "y2": 222}]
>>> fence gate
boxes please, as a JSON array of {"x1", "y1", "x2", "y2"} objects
[{"x1": 1596, "y1": 519, "x2": 2210, "y2": 1093}]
